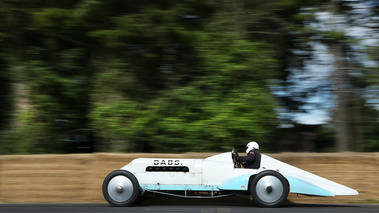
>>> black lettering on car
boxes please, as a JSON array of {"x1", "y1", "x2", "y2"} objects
[
  {"x1": 153, "y1": 160, "x2": 181, "y2": 166},
  {"x1": 174, "y1": 160, "x2": 180, "y2": 165}
]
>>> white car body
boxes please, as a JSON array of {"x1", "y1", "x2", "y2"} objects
[
  {"x1": 103, "y1": 152, "x2": 358, "y2": 207},
  {"x1": 121, "y1": 152, "x2": 357, "y2": 196}
]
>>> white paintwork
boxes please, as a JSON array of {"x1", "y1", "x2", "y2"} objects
[
  {"x1": 260, "y1": 154, "x2": 358, "y2": 196},
  {"x1": 202, "y1": 153, "x2": 258, "y2": 186},
  {"x1": 122, "y1": 158, "x2": 203, "y2": 185},
  {"x1": 120, "y1": 152, "x2": 358, "y2": 196}
]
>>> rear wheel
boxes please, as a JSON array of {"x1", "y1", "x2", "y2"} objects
[
  {"x1": 102, "y1": 170, "x2": 139, "y2": 206},
  {"x1": 250, "y1": 170, "x2": 289, "y2": 207}
]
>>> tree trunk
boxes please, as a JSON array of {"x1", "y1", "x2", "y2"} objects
[{"x1": 331, "y1": 42, "x2": 350, "y2": 151}]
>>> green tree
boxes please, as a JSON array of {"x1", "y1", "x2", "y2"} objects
[
  {"x1": 89, "y1": 5, "x2": 280, "y2": 152},
  {"x1": 3, "y1": 0, "x2": 377, "y2": 154}
]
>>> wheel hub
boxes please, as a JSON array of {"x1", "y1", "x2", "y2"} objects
[
  {"x1": 107, "y1": 175, "x2": 134, "y2": 202},
  {"x1": 266, "y1": 186, "x2": 273, "y2": 193},
  {"x1": 255, "y1": 175, "x2": 284, "y2": 203},
  {"x1": 116, "y1": 185, "x2": 123, "y2": 193}
]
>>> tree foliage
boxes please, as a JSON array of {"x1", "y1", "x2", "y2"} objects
[{"x1": 0, "y1": 0, "x2": 378, "y2": 154}]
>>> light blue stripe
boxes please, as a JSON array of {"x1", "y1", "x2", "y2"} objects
[
  {"x1": 218, "y1": 174, "x2": 251, "y2": 191},
  {"x1": 142, "y1": 184, "x2": 220, "y2": 191},
  {"x1": 284, "y1": 175, "x2": 334, "y2": 196}
]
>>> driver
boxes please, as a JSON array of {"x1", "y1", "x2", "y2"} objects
[{"x1": 237, "y1": 141, "x2": 261, "y2": 169}]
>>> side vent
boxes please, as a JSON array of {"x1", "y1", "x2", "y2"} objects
[{"x1": 146, "y1": 166, "x2": 189, "y2": 173}]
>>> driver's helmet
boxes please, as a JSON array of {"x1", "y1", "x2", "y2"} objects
[{"x1": 246, "y1": 141, "x2": 259, "y2": 154}]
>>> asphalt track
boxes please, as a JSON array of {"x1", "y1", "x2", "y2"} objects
[{"x1": 1, "y1": 197, "x2": 378, "y2": 213}]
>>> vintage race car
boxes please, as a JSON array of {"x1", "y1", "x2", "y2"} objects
[{"x1": 102, "y1": 150, "x2": 358, "y2": 207}]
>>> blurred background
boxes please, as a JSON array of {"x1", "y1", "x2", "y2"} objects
[{"x1": 0, "y1": 0, "x2": 378, "y2": 154}]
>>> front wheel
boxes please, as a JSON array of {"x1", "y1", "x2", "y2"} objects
[
  {"x1": 102, "y1": 170, "x2": 140, "y2": 206},
  {"x1": 250, "y1": 170, "x2": 289, "y2": 207}
]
